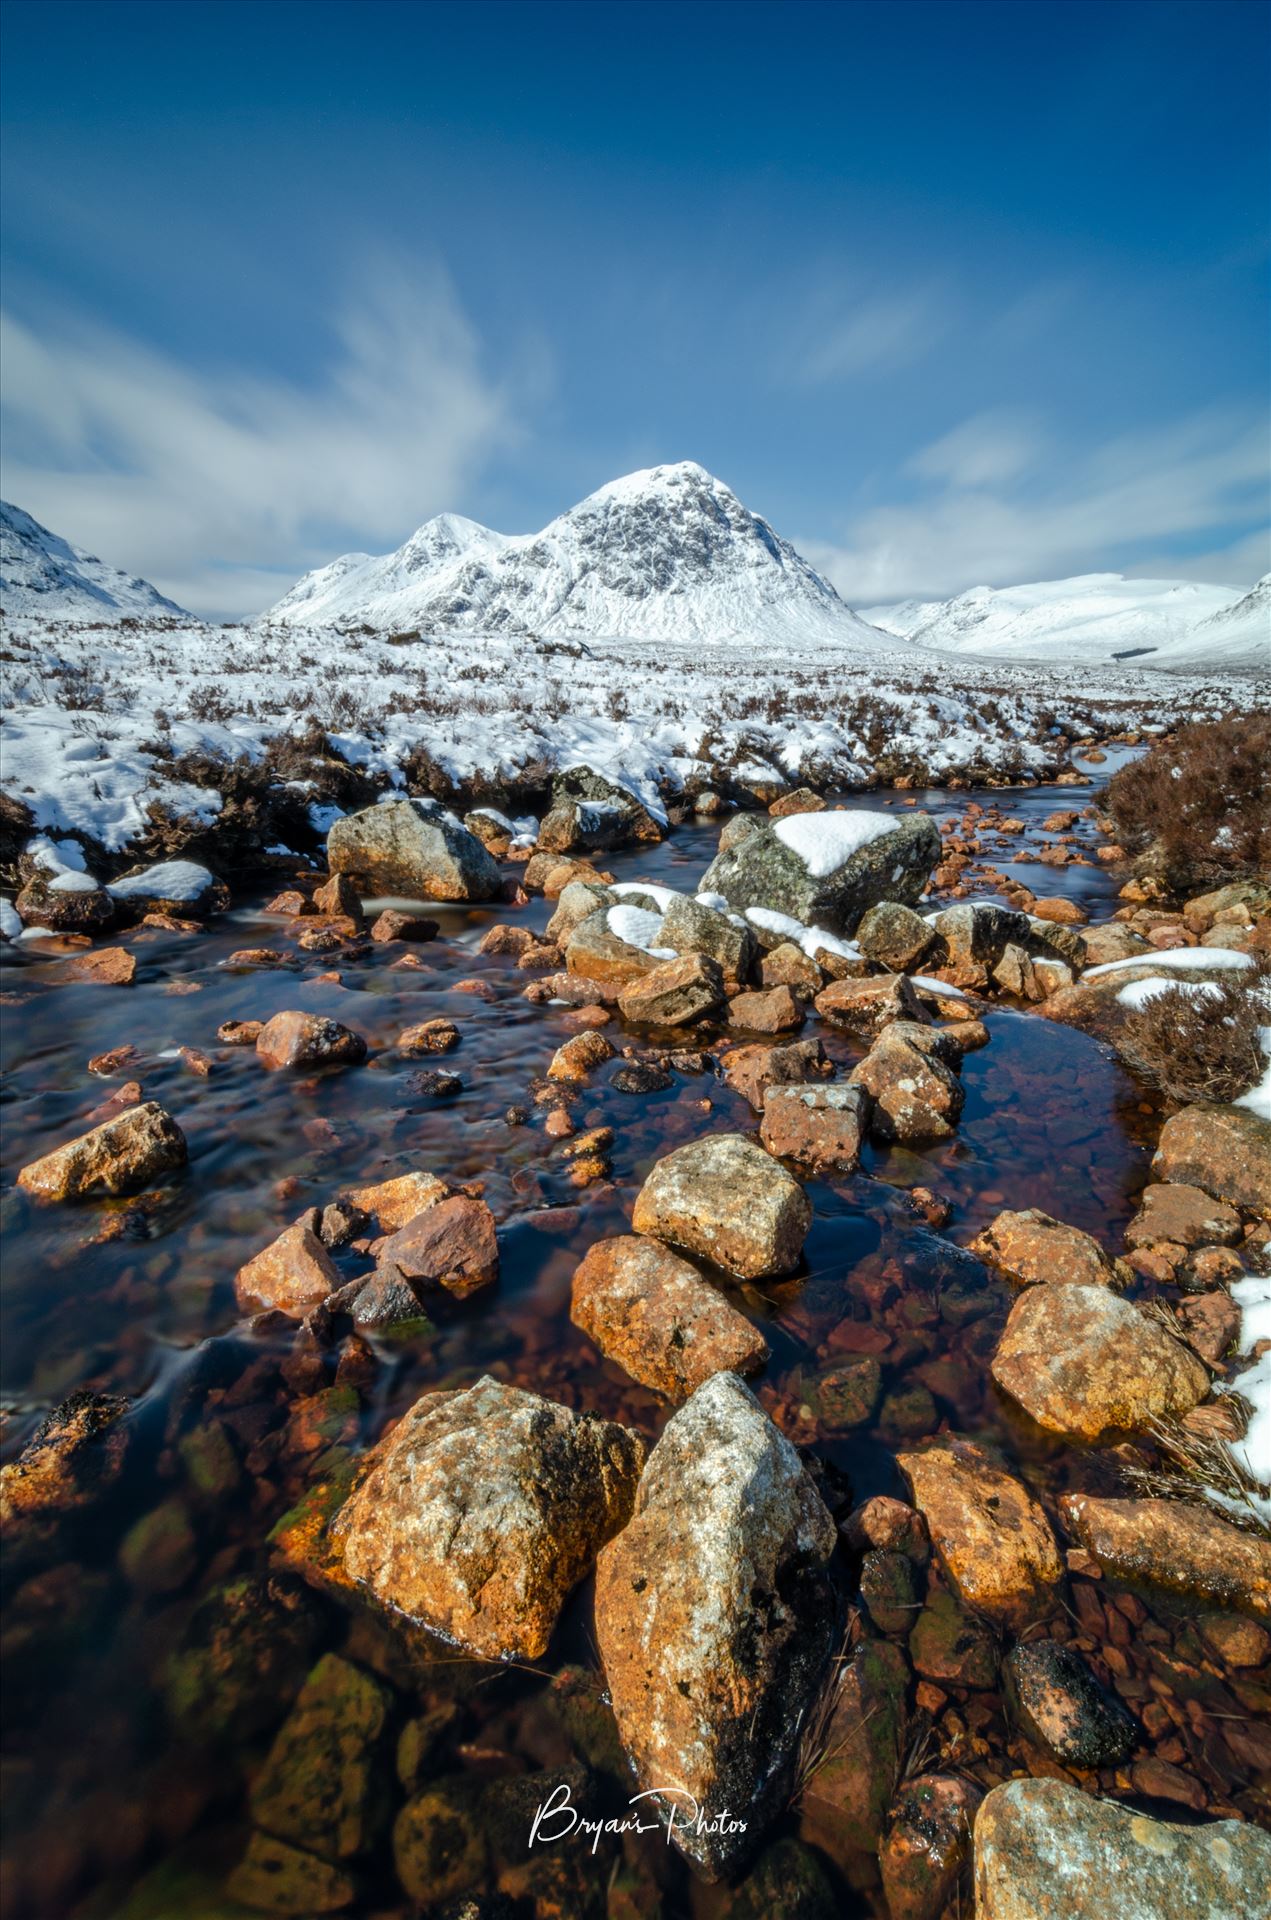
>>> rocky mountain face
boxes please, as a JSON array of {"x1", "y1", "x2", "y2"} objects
[
  {"x1": 0, "y1": 501, "x2": 186, "y2": 621},
  {"x1": 263, "y1": 461, "x2": 891, "y2": 648}
]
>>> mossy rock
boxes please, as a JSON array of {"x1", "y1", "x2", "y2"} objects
[
  {"x1": 806, "y1": 1357, "x2": 882, "y2": 1431},
  {"x1": 118, "y1": 1497, "x2": 197, "y2": 1595},
  {"x1": 163, "y1": 1574, "x2": 325, "y2": 1745},
  {"x1": 393, "y1": 1776, "x2": 487, "y2": 1906},
  {"x1": 225, "y1": 1831, "x2": 356, "y2": 1914},
  {"x1": 909, "y1": 1586, "x2": 997, "y2": 1690},
  {"x1": 178, "y1": 1421, "x2": 241, "y2": 1500},
  {"x1": 249, "y1": 1652, "x2": 393, "y2": 1861},
  {"x1": 723, "y1": 1836, "x2": 840, "y2": 1920}
]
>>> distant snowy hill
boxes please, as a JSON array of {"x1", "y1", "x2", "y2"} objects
[
  {"x1": 863, "y1": 572, "x2": 1267, "y2": 672},
  {"x1": 264, "y1": 461, "x2": 891, "y2": 649},
  {"x1": 0, "y1": 501, "x2": 187, "y2": 620}
]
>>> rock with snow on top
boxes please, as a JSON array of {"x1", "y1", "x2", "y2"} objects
[{"x1": 700, "y1": 809, "x2": 940, "y2": 936}]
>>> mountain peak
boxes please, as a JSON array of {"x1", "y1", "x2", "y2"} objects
[
  {"x1": 264, "y1": 463, "x2": 890, "y2": 649},
  {"x1": 0, "y1": 501, "x2": 187, "y2": 621}
]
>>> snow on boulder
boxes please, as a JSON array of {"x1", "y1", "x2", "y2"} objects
[
  {"x1": 106, "y1": 860, "x2": 227, "y2": 919},
  {"x1": 327, "y1": 797, "x2": 501, "y2": 902},
  {"x1": 701, "y1": 808, "x2": 939, "y2": 935}
]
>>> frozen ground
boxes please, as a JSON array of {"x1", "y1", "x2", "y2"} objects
[{"x1": 0, "y1": 604, "x2": 1262, "y2": 860}]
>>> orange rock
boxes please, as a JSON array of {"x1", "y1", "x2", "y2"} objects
[
  {"x1": 18, "y1": 1101, "x2": 186, "y2": 1202},
  {"x1": 727, "y1": 983, "x2": 804, "y2": 1032},
  {"x1": 571, "y1": 1234, "x2": 768, "y2": 1399},
  {"x1": 234, "y1": 1212, "x2": 340, "y2": 1317},
  {"x1": 969, "y1": 1208, "x2": 1129, "y2": 1288},
  {"x1": 897, "y1": 1437, "x2": 1063, "y2": 1628},
  {"x1": 343, "y1": 1170, "x2": 448, "y2": 1232},
  {"x1": 255, "y1": 1011, "x2": 367, "y2": 1070},
  {"x1": 61, "y1": 947, "x2": 136, "y2": 985},
  {"x1": 396, "y1": 1019, "x2": 459, "y2": 1055},
  {"x1": 547, "y1": 1029, "x2": 615, "y2": 1081},
  {"x1": 377, "y1": 1193, "x2": 498, "y2": 1299}
]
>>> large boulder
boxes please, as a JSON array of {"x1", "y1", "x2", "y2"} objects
[
  {"x1": 106, "y1": 859, "x2": 227, "y2": 920},
  {"x1": 570, "y1": 1235, "x2": 768, "y2": 1400},
  {"x1": 1059, "y1": 1493, "x2": 1271, "y2": 1618},
  {"x1": 699, "y1": 809, "x2": 940, "y2": 936},
  {"x1": 543, "y1": 765, "x2": 662, "y2": 852},
  {"x1": 15, "y1": 871, "x2": 117, "y2": 934},
  {"x1": 17, "y1": 1101, "x2": 187, "y2": 1202},
  {"x1": 991, "y1": 1284, "x2": 1210, "y2": 1440},
  {"x1": 593, "y1": 1372, "x2": 836, "y2": 1877},
  {"x1": 1152, "y1": 1103, "x2": 1271, "y2": 1219},
  {"x1": 328, "y1": 798, "x2": 501, "y2": 901},
  {"x1": 333, "y1": 1377, "x2": 645, "y2": 1660},
  {"x1": 631, "y1": 1133, "x2": 811, "y2": 1279},
  {"x1": 897, "y1": 1438, "x2": 1063, "y2": 1629},
  {"x1": 972, "y1": 1777, "x2": 1271, "y2": 1920}
]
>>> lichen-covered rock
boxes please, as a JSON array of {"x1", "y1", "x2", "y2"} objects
[
  {"x1": 972, "y1": 1777, "x2": 1271, "y2": 1920},
  {"x1": 700, "y1": 810, "x2": 940, "y2": 935},
  {"x1": 850, "y1": 1021, "x2": 964, "y2": 1144},
  {"x1": 571, "y1": 1234, "x2": 768, "y2": 1400},
  {"x1": 342, "y1": 1170, "x2": 448, "y2": 1232},
  {"x1": 896, "y1": 1438, "x2": 1063, "y2": 1628},
  {"x1": 856, "y1": 901, "x2": 937, "y2": 972},
  {"x1": 930, "y1": 903, "x2": 1033, "y2": 989},
  {"x1": 373, "y1": 1193, "x2": 498, "y2": 1301},
  {"x1": 226, "y1": 1831, "x2": 356, "y2": 1913},
  {"x1": 545, "y1": 879, "x2": 617, "y2": 944},
  {"x1": 1059, "y1": 1493, "x2": 1271, "y2": 1618},
  {"x1": 17, "y1": 1100, "x2": 187, "y2": 1201},
  {"x1": 1125, "y1": 1182, "x2": 1243, "y2": 1250},
  {"x1": 328, "y1": 797, "x2": 501, "y2": 901},
  {"x1": 880, "y1": 1773, "x2": 982, "y2": 1920},
  {"x1": 550, "y1": 765, "x2": 662, "y2": 846},
  {"x1": 617, "y1": 951, "x2": 726, "y2": 1025},
  {"x1": 991, "y1": 1284, "x2": 1210, "y2": 1440},
  {"x1": 803, "y1": 1636, "x2": 910, "y2": 1853},
  {"x1": 236, "y1": 1212, "x2": 341, "y2": 1317},
  {"x1": 660, "y1": 892, "x2": 756, "y2": 985},
  {"x1": 1151, "y1": 1102, "x2": 1271, "y2": 1219},
  {"x1": 565, "y1": 907, "x2": 670, "y2": 987},
  {"x1": 721, "y1": 1036, "x2": 829, "y2": 1110},
  {"x1": 632, "y1": 1132, "x2": 811, "y2": 1279},
  {"x1": 969, "y1": 1209, "x2": 1130, "y2": 1288},
  {"x1": 594, "y1": 1372, "x2": 836, "y2": 1877},
  {"x1": 814, "y1": 972, "x2": 927, "y2": 1034},
  {"x1": 759, "y1": 1082, "x2": 869, "y2": 1172},
  {"x1": 333, "y1": 1377, "x2": 645, "y2": 1660},
  {"x1": 728, "y1": 983, "x2": 804, "y2": 1032},
  {"x1": 1004, "y1": 1640, "x2": 1136, "y2": 1767},
  {"x1": 0, "y1": 1390, "x2": 132, "y2": 1564},
  {"x1": 250, "y1": 1652, "x2": 392, "y2": 1861},
  {"x1": 256, "y1": 1011, "x2": 367, "y2": 1070}
]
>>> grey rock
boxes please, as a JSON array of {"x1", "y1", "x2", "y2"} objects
[
  {"x1": 328, "y1": 798, "x2": 501, "y2": 901},
  {"x1": 700, "y1": 811, "x2": 940, "y2": 935}
]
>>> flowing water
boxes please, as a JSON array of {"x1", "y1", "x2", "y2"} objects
[{"x1": 1, "y1": 772, "x2": 1263, "y2": 1919}]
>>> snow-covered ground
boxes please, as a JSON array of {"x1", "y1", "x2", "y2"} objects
[
  {"x1": 0, "y1": 608, "x2": 1260, "y2": 859},
  {"x1": 864, "y1": 571, "x2": 1269, "y2": 672},
  {"x1": 1, "y1": 469, "x2": 1265, "y2": 861}
]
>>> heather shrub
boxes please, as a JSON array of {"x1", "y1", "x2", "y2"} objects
[
  {"x1": 1106, "y1": 715, "x2": 1271, "y2": 885},
  {"x1": 1119, "y1": 966, "x2": 1268, "y2": 1105}
]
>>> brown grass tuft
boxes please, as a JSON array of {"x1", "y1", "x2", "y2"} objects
[
  {"x1": 1106, "y1": 714, "x2": 1271, "y2": 886},
  {"x1": 1118, "y1": 964, "x2": 1268, "y2": 1104}
]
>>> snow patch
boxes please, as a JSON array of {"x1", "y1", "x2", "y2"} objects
[{"x1": 772, "y1": 808, "x2": 897, "y2": 877}]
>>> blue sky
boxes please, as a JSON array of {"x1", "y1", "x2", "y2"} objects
[{"x1": 2, "y1": 0, "x2": 1267, "y2": 617}]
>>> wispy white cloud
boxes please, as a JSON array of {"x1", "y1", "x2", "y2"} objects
[
  {"x1": 806, "y1": 405, "x2": 1269, "y2": 603},
  {"x1": 782, "y1": 282, "x2": 951, "y2": 385},
  {"x1": 0, "y1": 257, "x2": 528, "y2": 616}
]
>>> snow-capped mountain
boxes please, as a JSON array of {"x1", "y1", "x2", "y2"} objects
[
  {"x1": 863, "y1": 572, "x2": 1267, "y2": 672},
  {"x1": 264, "y1": 461, "x2": 890, "y2": 649},
  {"x1": 0, "y1": 501, "x2": 187, "y2": 621}
]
